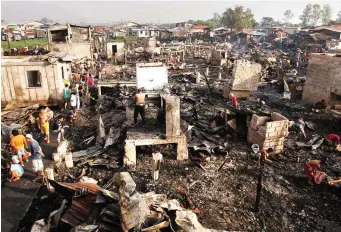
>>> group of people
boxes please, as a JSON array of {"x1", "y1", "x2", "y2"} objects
[
  {"x1": 8, "y1": 131, "x2": 45, "y2": 182},
  {"x1": 63, "y1": 73, "x2": 95, "y2": 111}
]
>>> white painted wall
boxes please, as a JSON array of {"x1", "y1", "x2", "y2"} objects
[
  {"x1": 106, "y1": 42, "x2": 125, "y2": 57},
  {"x1": 1, "y1": 61, "x2": 70, "y2": 105},
  {"x1": 136, "y1": 63, "x2": 168, "y2": 90},
  {"x1": 49, "y1": 43, "x2": 92, "y2": 59}
]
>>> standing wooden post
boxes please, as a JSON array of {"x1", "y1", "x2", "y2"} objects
[
  {"x1": 196, "y1": 71, "x2": 201, "y2": 84},
  {"x1": 206, "y1": 67, "x2": 209, "y2": 75},
  {"x1": 254, "y1": 157, "x2": 265, "y2": 212},
  {"x1": 152, "y1": 152, "x2": 163, "y2": 181}
]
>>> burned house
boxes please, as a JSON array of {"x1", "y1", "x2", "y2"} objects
[
  {"x1": 106, "y1": 41, "x2": 125, "y2": 64},
  {"x1": 1, "y1": 54, "x2": 72, "y2": 106},
  {"x1": 47, "y1": 24, "x2": 92, "y2": 59},
  {"x1": 302, "y1": 53, "x2": 341, "y2": 107}
]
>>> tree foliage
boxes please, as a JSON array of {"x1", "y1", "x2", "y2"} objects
[
  {"x1": 299, "y1": 3, "x2": 313, "y2": 26},
  {"x1": 39, "y1": 17, "x2": 53, "y2": 24},
  {"x1": 220, "y1": 6, "x2": 256, "y2": 31},
  {"x1": 311, "y1": 4, "x2": 321, "y2": 25},
  {"x1": 283, "y1": 10, "x2": 294, "y2": 25},
  {"x1": 260, "y1": 17, "x2": 275, "y2": 27},
  {"x1": 187, "y1": 13, "x2": 222, "y2": 28},
  {"x1": 337, "y1": 11, "x2": 341, "y2": 23},
  {"x1": 321, "y1": 4, "x2": 332, "y2": 25}
]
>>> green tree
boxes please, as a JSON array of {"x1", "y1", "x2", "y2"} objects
[
  {"x1": 283, "y1": 10, "x2": 294, "y2": 25},
  {"x1": 337, "y1": 11, "x2": 341, "y2": 23},
  {"x1": 300, "y1": 3, "x2": 313, "y2": 26},
  {"x1": 321, "y1": 4, "x2": 332, "y2": 25},
  {"x1": 260, "y1": 17, "x2": 275, "y2": 27},
  {"x1": 220, "y1": 6, "x2": 255, "y2": 32},
  {"x1": 311, "y1": 4, "x2": 321, "y2": 25}
]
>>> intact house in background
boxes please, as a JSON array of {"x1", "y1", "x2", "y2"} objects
[
  {"x1": 47, "y1": 24, "x2": 93, "y2": 59},
  {"x1": 1, "y1": 55, "x2": 71, "y2": 106},
  {"x1": 302, "y1": 53, "x2": 341, "y2": 107}
]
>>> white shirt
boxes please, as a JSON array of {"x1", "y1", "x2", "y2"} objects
[{"x1": 70, "y1": 94, "x2": 77, "y2": 107}]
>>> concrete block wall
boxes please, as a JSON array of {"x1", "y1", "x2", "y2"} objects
[
  {"x1": 302, "y1": 54, "x2": 341, "y2": 105},
  {"x1": 231, "y1": 59, "x2": 261, "y2": 91},
  {"x1": 248, "y1": 113, "x2": 289, "y2": 154}
]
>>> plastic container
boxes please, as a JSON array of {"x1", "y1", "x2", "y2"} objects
[{"x1": 251, "y1": 144, "x2": 260, "y2": 154}]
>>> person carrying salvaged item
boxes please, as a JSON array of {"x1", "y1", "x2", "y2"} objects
[
  {"x1": 63, "y1": 84, "x2": 71, "y2": 110},
  {"x1": 10, "y1": 130, "x2": 28, "y2": 166},
  {"x1": 8, "y1": 156, "x2": 24, "y2": 182},
  {"x1": 52, "y1": 116, "x2": 67, "y2": 144},
  {"x1": 304, "y1": 158, "x2": 327, "y2": 185},
  {"x1": 229, "y1": 93, "x2": 238, "y2": 108},
  {"x1": 134, "y1": 89, "x2": 146, "y2": 125},
  {"x1": 259, "y1": 148, "x2": 274, "y2": 164},
  {"x1": 26, "y1": 134, "x2": 45, "y2": 181}
]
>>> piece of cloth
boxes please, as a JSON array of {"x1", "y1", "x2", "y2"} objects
[
  {"x1": 10, "y1": 134, "x2": 26, "y2": 152},
  {"x1": 41, "y1": 122, "x2": 49, "y2": 134},
  {"x1": 134, "y1": 105, "x2": 145, "y2": 124},
  {"x1": 87, "y1": 76, "x2": 94, "y2": 87},
  {"x1": 64, "y1": 88, "x2": 70, "y2": 99},
  {"x1": 30, "y1": 139, "x2": 42, "y2": 160},
  {"x1": 16, "y1": 148, "x2": 26, "y2": 158},
  {"x1": 314, "y1": 171, "x2": 327, "y2": 184},
  {"x1": 135, "y1": 93, "x2": 145, "y2": 105},
  {"x1": 326, "y1": 134, "x2": 340, "y2": 145},
  {"x1": 232, "y1": 97, "x2": 238, "y2": 108},
  {"x1": 32, "y1": 159, "x2": 44, "y2": 173},
  {"x1": 70, "y1": 94, "x2": 77, "y2": 107},
  {"x1": 10, "y1": 163, "x2": 24, "y2": 175}
]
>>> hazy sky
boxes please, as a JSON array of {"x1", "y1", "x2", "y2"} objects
[{"x1": 2, "y1": 1, "x2": 341, "y2": 24}]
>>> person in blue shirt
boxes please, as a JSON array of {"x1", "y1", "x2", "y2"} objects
[
  {"x1": 8, "y1": 156, "x2": 24, "y2": 182},
  {"x1": 26, "y1": 134, "x2": 45, "y2": 181}
]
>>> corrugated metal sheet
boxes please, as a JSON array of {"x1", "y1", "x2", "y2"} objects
[
  {"x1": 61, "y1": 195, "x2": 95, "y2": 227},
  {"x1": 58, "y1": 182, "x2": 101, "y2": 194},
  {"x1": 309, "y1": 33, "x2": 332, "y2": 41}
]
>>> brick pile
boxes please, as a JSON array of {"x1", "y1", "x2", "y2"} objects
[{"x1": 247, "y1": 112, "x2": 289, "y2": 154}]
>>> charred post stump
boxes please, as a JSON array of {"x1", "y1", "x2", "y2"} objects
[{"x1": 254, "y1": 154, "x2": 265, "y2": 212}]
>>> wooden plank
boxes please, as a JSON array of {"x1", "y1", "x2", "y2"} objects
[
  {"x1": 1, "y1": 68, "x2": 11, "y2": 102},
  {"x1": 18, "y1": 66, "x2": 30, "y2": 101},
  {"x1": 28, "y1": 88, "x2": 37, "y2": 101},
  {"x1": 126, "y1": 135, "x2": 185, "y2": 146},
  {"x1": 53, "y1": 64, "x2": 63, "y2": 101},
  {"x1": 46, "y1": 65, "x2": 57, "y2": 100},
  {"x1": 11, "y1": 66, "x2": 23, "y2": 100},
  {"x1": 5, "y1": 67, "x2": 16, "y2": 100},
  {"x1": 41, "y1": 66, "x2": 50, "y2": 101},
  {"x1": 164, "y1": 96, "x2": 181, "y2": 136}
]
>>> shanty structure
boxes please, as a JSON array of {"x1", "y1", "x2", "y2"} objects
[
  {"x1": 1, "y1": 53, "x2": 72, "y2": 106},
  {"x1": 47, "y1": 24, "x2": 93, "y2": 59}
]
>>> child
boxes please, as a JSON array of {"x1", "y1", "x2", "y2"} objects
[{"x1": 8, "y1": 156, "x2": 24, "y2": 182}]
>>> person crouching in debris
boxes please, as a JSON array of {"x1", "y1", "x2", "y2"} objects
[
  {"x1": 67, "y1": 109, "x2": 77, "y2": 123},
  {"x1": 134, "y1": 89, "x2": 146, "y2": 125},
  {"x1": 259, "y1": 148, "x2": 274, "y2": 164},
  {"x1": 26, "y1": 134, "x2": 45, "y2": 182},
  {"x1": 10, "y1": 129, "x2": 28, "y2": 166},
  {"x1": 52, "y1": 116, "x2": 67, "y2": 144},
  {"x1": 325, "y1": 134, "x2": 340, "y2": 149},
  {"x1": 229, "y1": 93, "x2": 239, "y2": 108},
  {"x1": 8, "y1": 156, "x2": 24, "y2": 182},
  {"x1": 304, "y1": 157, "x2": 327, "y2": 185}
]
